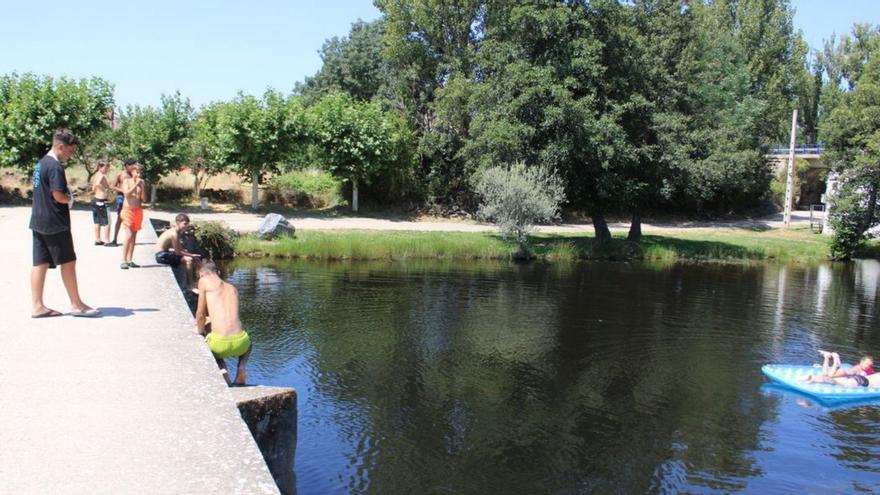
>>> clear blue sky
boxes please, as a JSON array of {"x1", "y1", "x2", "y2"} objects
[{"x1": 0, "y1": 0, "x2": 876, "y2": 109}]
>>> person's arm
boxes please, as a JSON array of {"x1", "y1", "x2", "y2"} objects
[
  {"x1": 48, "y1": 165, "x2": 69, "y2": 204},
  {"x1": 112, "y1": 174, "x2": 123, "y2": 193},
  {"x1": 195, "y1": 281, "x2": 208, "y2": 336},
  {"x1": 121, "y1": 178, "x2": 138, "y2": 195},
  {"x1": 139, "y1": 180, "x2": 147, "y2": 202},
  {"x1": 51, "y1": 190, "x2": 70, "y2": 204},
  {"x1": 171, "y1": 231, "x2": 199, "y2": 257}
]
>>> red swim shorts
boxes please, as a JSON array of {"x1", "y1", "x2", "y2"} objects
[{"x1": 121, "y1": 207, "x2": 144, "y2": 231}]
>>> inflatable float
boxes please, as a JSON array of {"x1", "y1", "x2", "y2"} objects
[{"x1": 761, "y1": 364, "x2": 880, "y2": 404}]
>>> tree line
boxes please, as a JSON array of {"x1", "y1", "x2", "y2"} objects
[{"x1": 0, "y1": 1, "x2": 877, "y2": 254}]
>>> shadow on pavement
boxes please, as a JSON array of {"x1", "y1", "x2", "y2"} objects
[{"x1": 98, "y1": 307, "x2": 160, "y2": 318}]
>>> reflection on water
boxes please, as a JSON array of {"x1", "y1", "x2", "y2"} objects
[{"x1": 225, "y1": 259, "x2": 880, "y2": 494}]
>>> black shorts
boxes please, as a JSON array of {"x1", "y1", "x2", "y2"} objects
[
  {"x1": 92, "y1": 199, "x2": 109, "y2": 225},
  {"x1": 156, "y1": 250, "x2": 182, "y2": 266},
  {"x1": 33, "y1": 230, "x2": 76, "y2": 268}
]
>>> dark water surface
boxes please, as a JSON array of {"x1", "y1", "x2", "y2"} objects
[{"x1": 226, "y1": 259, "x2": 880, "y2": 494}]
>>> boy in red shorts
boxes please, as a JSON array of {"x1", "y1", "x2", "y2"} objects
[{"x1": 120, "y1": 164, "x2": 146, "y2": 269}]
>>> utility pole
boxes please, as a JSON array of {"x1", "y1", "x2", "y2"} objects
[{"x1": 783, "y1": 108, "x2": 798, "y2": 228}]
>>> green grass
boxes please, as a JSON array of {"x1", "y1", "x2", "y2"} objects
[{"x1": 235, "y1": 227, "x2": 835, "y2": 263}]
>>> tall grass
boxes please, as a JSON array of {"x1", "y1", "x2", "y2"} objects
[{"x1": 236, "y1": 228, "x2": 834, "y2": 263}]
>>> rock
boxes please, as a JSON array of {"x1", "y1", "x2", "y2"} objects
[{"x1": 258, "y1": 213, "x2": 295, "y2": 240}]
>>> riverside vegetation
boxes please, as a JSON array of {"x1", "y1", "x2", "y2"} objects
[
  {"x1": 2, "y1": 4, "x2": 879, "y2": 259},
  {"x1": 235, "y1": 228, "x2": 845, "y2": 264}
]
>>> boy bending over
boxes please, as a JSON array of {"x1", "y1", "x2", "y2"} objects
[{"x1": 196, "y1": 261, "x2": 251, "y2": 385}]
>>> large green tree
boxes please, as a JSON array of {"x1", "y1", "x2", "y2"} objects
[
  {"x1": 115, "y1": 92, "x2": 194, "y2": 203},
  {"x1": 0, "y1": 73, "x2": 113, "y2": 171},
  {"x1": 819, "y1": 26, "x2": 880, "y2": 259},
  {"x1": 307, "y1": 92, "x2": 413, "y2": 212},
  {"x1": 212, "y1": 91, "x2": 306, "y2": 209},
  {"x1": 375, "y1": 0, "x2": 484, "y2": 205},
  {"x1": 297, "y1": 19, "x2": 390, "y2": 104}
]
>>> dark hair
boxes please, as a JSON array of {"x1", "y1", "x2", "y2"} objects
[
  {"x1": 123, "y1": 158, "x2": 138, "y2": 167},
  {"x1": 175, "y1": 213, "x2": 190, "y2": 224},
  {"x1": 53, "y1": 128, "x2": 80, "y2": 146},
  {"x1": 199, "y1": 261, "x2": 219, "y2": 275}
]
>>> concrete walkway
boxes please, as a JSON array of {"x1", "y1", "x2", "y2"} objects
[
  {"x1": 0, "y1": 206, "x2": 278, "y2": 494},
  {"x1": 150, "y1": 208, "x2": 815, "y2": 234}
]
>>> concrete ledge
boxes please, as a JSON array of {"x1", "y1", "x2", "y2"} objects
[{"x1": 233, "y1": 386, "x2": 298, "y2": 495}]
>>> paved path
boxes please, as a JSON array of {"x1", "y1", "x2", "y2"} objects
[
  {"x1": 0, "y1": 206, "x2": 278, "y2": 494},
  {"x1": 148, "y1": 208, "x2": 815, "y2": 234}
]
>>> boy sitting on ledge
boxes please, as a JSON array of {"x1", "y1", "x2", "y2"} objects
[
  {"x1": 155, "y1": 213, "x2": 201, "y2": 291},
  {"x1": 196, "y1": 261, "x2": 252, "y2": 385}
]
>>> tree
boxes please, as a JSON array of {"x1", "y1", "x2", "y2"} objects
[
  {"x1": 213, "y1": 91, "x2": 306, "y2": 209},
  {"x1": 375, "y1": 0, "x2": 485, "y2": 205},
  {"x1": 306, "y1": 92, "x2": 412, "y2": 212},
  {"x1": 0, "y1": 73, "x2": 113, "y2": 171},
  {"x1": 296, "y1": 19, "x2": 390, "y2": 103},
  {"x1": 115, "y1": 92, "x2": 194, "y2": 203},
  {"x1": 819, "y1": 28, "x2": 880, "y2": 259},
  {"x1": 476, "y1": 162, "x2": 565, "y2": 256},
  {"x1": 190, "y1": 102, "x2": 233, "y2": 199}
]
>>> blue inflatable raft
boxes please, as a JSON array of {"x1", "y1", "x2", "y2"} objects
[{"x1": 761, "y1": 364, "x2": 880, "y2": 403}]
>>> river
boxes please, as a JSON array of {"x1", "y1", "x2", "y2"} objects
[{"x1": 225, "y1": 258, "x2": 880, "y2": 494}]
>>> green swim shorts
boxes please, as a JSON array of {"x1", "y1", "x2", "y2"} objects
[{"x1": 206, "y1": 331, "x2": 251, "y2": 359}]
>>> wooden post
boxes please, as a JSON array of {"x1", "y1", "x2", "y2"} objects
[
  {"x1": 352, "y1": 177, "x2": 359, "y2": 212},
  {"x1": 783, "y1": 109, "x2": 798, "y2": 228},
  {"x1": 251, "y1": 172, "x2": 259, "y2": 210}
]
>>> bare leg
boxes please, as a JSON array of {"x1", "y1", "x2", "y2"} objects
[
  {"x1": 806, "y1": 352, "x2": 832, "y2": 383},
  {"x1": 31, "y1": 263, "x2": 51, "y2": 315},
  {"x1": 828, "y1": 352, "x2": 842, "y2": 377},
  {"x1": 126, "y1": 231, "x2": 138, "y2": 262},
  {"x1": 59, "y1": 260, "x2": 94, "y2": 312},
  {"x1": 233, "y1": 342, "x2": 252, "y2": 386},
  {"x1": 214, "y1": 355, "x2": 231, "y2": 385},
  {"x1": 112, "y1": 211, "x2": 123, "y2": 244},
  {"x1": 94, "y1": 224, "x2": 101, "y2": 242},
  {"x1": 101, "y1": 224, "x2": 111, "y2": 243},
  {"x1": 121, "y1": 226, "x2": 132, "y2": 262}
]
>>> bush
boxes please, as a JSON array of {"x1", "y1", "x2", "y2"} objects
[
  {"x1": 475, "y1": 162, "x2": 566, "y2": 257},
  {"x1": 269, "y1": 168, "x2": 343, "y2": 208},
  {"x1": 185, "y1": 221, "x2": 237, "y2": 260},
  {"x1": 829, "y1": 185, "x2": 872, "y2": 260}
]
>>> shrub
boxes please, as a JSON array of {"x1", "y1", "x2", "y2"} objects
[
  {"x1": 829, "y1": 184, "x2": 873, "y2": 260},
  {"x1": 185, "y1": 221, "x2": 237, "y2": 260},
  {"x1": 475, "y1": 162, "x2": 566, "y2": 257},
  {"x1": 269, "y1": 168, "x2": 343, "y2": 208}
]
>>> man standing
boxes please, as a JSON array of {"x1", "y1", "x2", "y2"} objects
[
  {"x1": 106, "y1": 159, "x2": 134, "y2": 247},
  {"x1": 91, "y1": 161, "x2": 111, "y2": 245},
  {"x1": 29, "y1": 128, "x2": 101, "y2": 318},
  {"x1": 196, "y1": 262, "x2": 251, "y2": 385},
  {"x1": 120, "y1": 164, "x2": 146, "y2": 269}
]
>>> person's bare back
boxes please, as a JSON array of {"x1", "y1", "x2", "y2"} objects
[
  {"x1": 195, "y1": 262, "x2": 251, "y2": 385},
  {"x1": 199, "y1": 275, "x2": 243, "y2": 337}
]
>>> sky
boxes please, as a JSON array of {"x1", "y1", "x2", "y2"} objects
[{"x1": 0, "y1": 0, "x2": 877, "y2": 109}]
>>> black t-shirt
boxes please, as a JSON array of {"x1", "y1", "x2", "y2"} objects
[{"x1": 29, "y1": 155, "x2": 71, "y2": 234}]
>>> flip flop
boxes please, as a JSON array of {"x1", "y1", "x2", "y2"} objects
[
  {"x1": 32, "y1": 309, "x2": 63, "y2": 319},
  {"x1": 71, "y1": 308, "x2": 102, "y2": 318}
]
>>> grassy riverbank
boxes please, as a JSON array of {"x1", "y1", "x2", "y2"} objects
[{"x1": 235, "y1": 227, "x2": 839, "y2": 263}]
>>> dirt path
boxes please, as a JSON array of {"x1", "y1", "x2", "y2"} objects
[
  {"x1": 154, "y1": 209, "x2": 817, "y2": 234},
  {"x1": 0, "y1": 206, "x2": 817, "y2": 234}
]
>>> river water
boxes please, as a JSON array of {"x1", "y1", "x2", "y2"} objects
[{"x1": 225, "y1": 259, "x2": 880, "y2": 494}]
